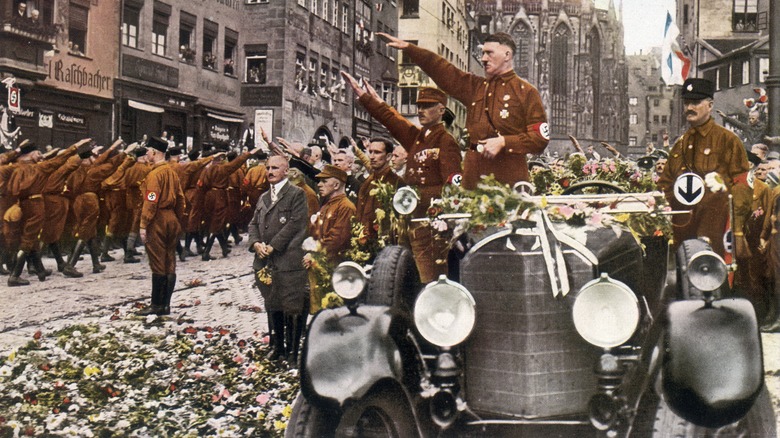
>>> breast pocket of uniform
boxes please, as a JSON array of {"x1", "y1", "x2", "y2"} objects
[{"x1": 277, "y1": 208, "x2": 292, "y2": 225}]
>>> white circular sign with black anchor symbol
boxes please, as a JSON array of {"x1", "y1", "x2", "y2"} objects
[{"x1": 673, "y1": 172, "x2": 705, "y2": 206}]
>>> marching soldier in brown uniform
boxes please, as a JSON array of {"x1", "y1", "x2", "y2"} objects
[
  {"x1": 123, "y1": 146, "x2": 151, "y2": 263},
  {"x1": 198, "y1": 146, "x2": 262, "y2": 261},
  {"x1": 379, "y1": 31, "x2": 549, "y2": 190},
  {"x1": 99, "y1": 146, "x2": 139, "y2": 263},
  {"x1": 657, "y1": 78, "x2": 752, "y2": 258},
  {"x1": 62, "y1": 139, "x2": 127, "y2": 278},
  {"x1": 138, "y1": 137, "x2": 186, "y2": 316},
  {"x1": 178, "y1": 150, "x2": 214, "y2": 256},
  {"x1": 0, "y1": 149, "x2": 19, "y2": 274},
  {"x1": 6, "y1": 139, "x2": 89, "y2": 286},
  {"x1": 343, "y1": 72, "x2": 461, "y2": 282},
  {"x1": 226, "y1": 151, "x2": 246, "y2": 245},
  {"x1": 303, "y1": 165, "x2": 356, "y2": 267},
  {"x1": 355, "y1": 137, "x2": 402, "y2": 242},
  {"x1": 41, "y1": 147, "x2": 85, "y2": 272}
]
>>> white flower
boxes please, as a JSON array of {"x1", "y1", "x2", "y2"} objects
[
  {"x1": 704, "y1": 172, "x2": 726, "y2": 192},
  {"x1": 301, "y1": 236, "x2": 318, "y2": 252},
  {"x1": 145, "y1": 314, "x2": 158, "y2": 324},
  {"x1": 0, "y1": 364, "x2": 12, "y2": 377}
]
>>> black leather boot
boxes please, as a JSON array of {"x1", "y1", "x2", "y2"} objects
[
  {"x1": 161, "y1": 274, "x2": 176, "y2": 315},
  {"x1": 286, "y1": 314, "x2": 305, "y2": 367},
  {"x1": 49, "y1": 243, "x2": 67, "y2": 272},
  {"x1": 62, "y1": 240, "x2": 86, "y2": 278},
  {"x1": 138, "y1": 274, "x2": 166, "y2": 316},
  {"x1": 8, "y1": 250, "x2": 30, "y2": 286},
  {"x1": 195, "y1": 232, "x2": 205, "y2": 255},
  {"x1": 267, "y1": 311, "x2": 286, "y2": 361},
  {"x1": 202, "y1": 234, "x2": 216, "y2": 261},
  {"x1": 30, "y1": 250, "x2": 49, "y2": 281},
  {"x1": 88, "y1": 239, "x2": 106, "y2": 273},
  {"x1": 100, "y1": 235, "x2": 116, "y2": 262},
  {"x1": 184, "y1": 233, "x2": 197, "y2": 257},
  {"x1": 123, "y1": 238, "x2": 140, "y2": 263},
  {"x1": 216, "y1": 233, "x2": 231, "y2": 258},
  {"x1": 177, "y1": 240, "x2": 185, "y2": 262}
]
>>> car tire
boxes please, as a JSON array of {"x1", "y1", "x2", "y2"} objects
[
  {"x1": 364, "y1": 245, "x2": 420, "y2": 311},
  {"x1": 335, "y1": 388, "x2": 418, "y2": 438},
  {"x1": 285, "y1": 392, "x2": 338, "y2": 438},
  {"x1": 651, "y1": 386, "x2": 777, "y2": 438}
]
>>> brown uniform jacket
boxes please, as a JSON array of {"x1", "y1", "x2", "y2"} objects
[
  {"x1": 243, "y1": 164, "x2": 269, "y2": 208},
  {"x1": 312, "y1": 193, "x2": 355, "y2": 264},
  {"x1": 359, "y1": 94, "x2": 461, "y2": 217},
  {"x1": 43, "y1": 155, "x2": 81, "y2": 195},
  {"x1": 7, "y1": 145, "x2": 78, "y2": 199},
  {"x1": 657, "y1": 117, "x2": 751, "y2": 232},
  {"x1": 356, "y1": 165, "x2": 402, "y2": 239},
  {"x1": 405, "y1": 44, "x2": 549, "y2": 189},
  {"x1": 140, "y1": 161, "x2": 185, "y2": 229}
]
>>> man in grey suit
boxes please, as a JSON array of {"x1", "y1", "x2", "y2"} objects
[{"x1": 248, "y1": 155, "x2": 310, "y2": 364}]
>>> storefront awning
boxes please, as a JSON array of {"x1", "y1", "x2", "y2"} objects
[
  {"x1": 128, "y1": 100, "x2": 164, "y2": 114},
  {"x1": 207, "y1": 112, "x2": 244, "y2": 124}
]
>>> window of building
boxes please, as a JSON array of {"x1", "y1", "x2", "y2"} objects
[
  {"x1": 550, "y1": 24, "x2": 570, "y2": 134},
  {"x1": 224, "y1": 28, "x2": 237, "y2": 76},
  {"x1": 683, "y1": 4, "x2": 689, "y2": 24},
  {"x1": 203, "y1": 19, "x2": 218, "y2": 70},
  {"x1": 703, "y1": 68, "x2": 717, "y2": 85},
  {"x1": 653, "y1": 99, "x2": 660, "y2": 107},
  {"x1": 629, "y1": 97, "x2": 638, "y2": 106},
  {"x1": 23, "y1": 0, "x2": 55, "y2": 25},
  {"x1": 629, "y1": 114, "x2": 637, "y2": 125},
  {"x1": 151, "y1": 3, "x2": 170, "y2": 57},
  {"x1": 122, "y1": 4, "x2": 140, "y2": 48},
  {"x1": 652, "y1": 133, "x2": 658, "y2": 142},
  {"x1": 341, "y1": 3, "x2": 349, "y2": 33},
  {"x1": 662, "y1": 115, "x2": 668, "y2": 124},
  {"x1": 653, "y1": 115, "x2": 659, "y2": 124},
  {"x1": 295, "y1": 49, "x2": 307, "y2": 91},
  {"x1": 733, "y1": 0, "x2": 757, "y2": 32},
  {"x1": 718, "y1": 65, "x2": 729, "y2": 90},
  {"x1": 400, "y1": 87, "x2": 417, "y2": 114},
  {"x1": 760, "y1": 58, "x2": 769, "y2": 82},
  {"x1": 69, "y1": 1, "x2": 88, "y2": 55},
  {"x1": 311, "y1": 0, "x2": 318, "y2": 16},
  {"x1": 319, "y1": 58, "x2": 329, "y2": 97},
  {"x1": 179, "y1": 11, "x2": 196, "y2": 62},
  {"x1": 298, "y1": 0, "x2": 306, "y2": 7},
  {"x1": 322, "y1": 0, "x2": 329, "y2": 22},
  {"x1": 308, "y1": 55, "x2": 319, "y2": 95},
  {"x1": 742, "y1": 60, "x2": 750, "y2": 85},
  {"x1": 648, "y1": 86, "x2": 657, "y2": 92},
  {"x1": 402, "y1": 0, "x2": 418, "y2": 17},
  {"x1": 629, "y1": 136, "x2": 637, "y2": 146},
  {"x1": 246, "y1": 52, "x2": 266, "y2": 83},
  {"x1": 246, "y1": 0, "x2": 268, "y2": 4}
]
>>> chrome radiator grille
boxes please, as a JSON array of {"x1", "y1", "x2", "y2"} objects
[{"x1": 460, "y1": 232, "x2": 601, "y2": 418}]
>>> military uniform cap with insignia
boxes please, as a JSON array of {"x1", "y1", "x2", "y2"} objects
[{"x1": 681, "y1": 78, "x2": 715, "y2": 100}]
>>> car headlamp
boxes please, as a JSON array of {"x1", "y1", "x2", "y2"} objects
[
  {"x1": 572, "y1": 273, "x2": 639, "y2": 349},
  {"x1": 414, "y1": 276, "x2": 476, "y2": 347},
  {"x1": 331, "y1": 262, "x2": 367, "y2": 300},
  {"x1": 687, "y1": 250, "x2": 727, "y2": 292}
]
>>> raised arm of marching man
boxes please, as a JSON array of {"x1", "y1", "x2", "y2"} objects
[{"x1": 378, "y1": 31, "x2": 548, "y2": 189}]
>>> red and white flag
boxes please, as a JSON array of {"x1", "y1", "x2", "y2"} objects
[{"x1": 661, "y1": 11, "x2": 690, "y2": 86}]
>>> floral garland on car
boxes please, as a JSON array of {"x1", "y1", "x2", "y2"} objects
[
  {"x1": 0, "y1": 309, "x2": 299, "y2": 437},
  {"x1": 531, "y1": 154, "x2": 658, "y2": 195}
]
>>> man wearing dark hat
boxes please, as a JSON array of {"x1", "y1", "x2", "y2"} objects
[
  {"x1": 99, "y1": 143, "x2": 139, "y2": 263},
  {"x1": 657, "y1": 78, "x2": 752, "y2": 257},
  {"x1": 61, "y1": 139, "x2": 127, "y2": 278},
  {"x1": 5, "y1": 138, "x2": 91, "y2": 286},
  {"x1": 248, "y1": 155, "x2": 309, "y2": 363},
  {"x1": 1, "y1": 149, "x2": 21, "y2": 275},
  {"x1": 377, "y1": 31, "x2": 549, "y2": 190},
  {"x1": 137, "y1": 136, "x2": 186, "y2": 315},
  {"x1": 303, "y1": 164, "x2": 356, "y2": 266},
  {"x1": 342, "y1": 71, "x2": 461, "y2": 282}
]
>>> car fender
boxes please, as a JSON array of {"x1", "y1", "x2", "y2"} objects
[
  {"x1": 300, "y1": 305, "x2": 405, "y2": 409},
  {"x1": 662, "y1": 297, "x2": 763, "y2": 428}
]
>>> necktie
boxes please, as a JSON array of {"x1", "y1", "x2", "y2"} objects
[{"x1": 271, "y1": 185, "x2": 277, "y2": 203}]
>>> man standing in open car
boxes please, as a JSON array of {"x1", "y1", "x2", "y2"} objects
[{"x1": 378, "y1": 31, "x2": 549, "y2": 190}]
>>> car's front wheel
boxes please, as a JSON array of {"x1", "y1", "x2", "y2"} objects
[
  {"x1": 335, "y1": 389, "x2": 419, "y2": 438},
  {"x1": 285, "y1": 392, "x2": 338, "y2": 438},
  {"x1": 651, "y1": 386, "x2": 777, "y2": 437}
]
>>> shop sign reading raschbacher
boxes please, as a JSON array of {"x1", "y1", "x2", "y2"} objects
[{"x1": 45, "y1": 58, "x2": 112, "y2": 98}]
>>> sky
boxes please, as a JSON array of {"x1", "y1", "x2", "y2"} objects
[{"x1": 619, "y1": 0, "x2": 677, "y2": 55}]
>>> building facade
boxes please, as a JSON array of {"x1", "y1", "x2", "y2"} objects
[
  {"x1": 466, "y1": 0, "x2": 629, "y2": 155},
  {"x1": 1, "y1": 0, "x2": 119, "y2": 148},
  {"x1": 676, "y1": 0, "x2": 771, "y2": 138},
  {"x1": 626, "y1": 48, "x2": 676, "y2": 158},
  {"x1": 396, "y1": 0, "x2": 472, "y2": 139}
]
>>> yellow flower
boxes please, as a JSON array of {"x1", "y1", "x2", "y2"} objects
[
  {"x1": 613, "y1": 213, "x2": 630, "y2": 223},
  {"x1": 84, "y1": 365, "x2": 101, "y2": 377},
  {"x1": 282, "y1": 404, "x2": 293, "y2": 418},
  {"x1": 375, "y1": 208, "x2": 386, "y2": 222},
  {"x1": 8, "y1": 350, "x2": 16, "y2": 362},
  {"x1": 274, "y1": 420, "x2": 287, "y2": 430},
  {"x1": 540, "y1": 196, "x2": 548, "y2": 208}
]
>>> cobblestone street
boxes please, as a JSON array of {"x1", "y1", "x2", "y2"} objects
[{"x1": 1, "y1": 238, "x2": 779, "y2": 433}]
